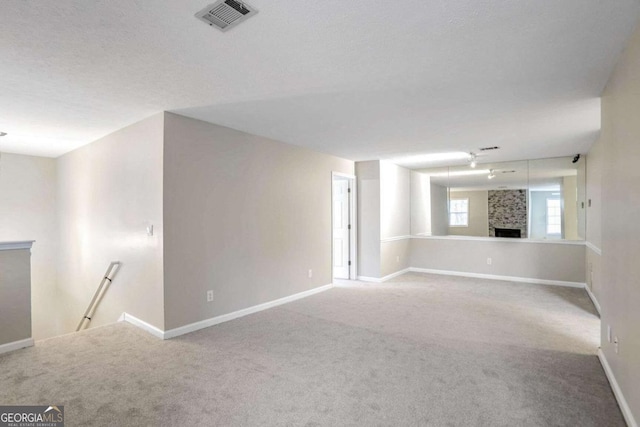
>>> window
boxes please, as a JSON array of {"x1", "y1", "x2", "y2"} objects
[
  {"x1": 449, "y1": 198, "x2": 469, "y2": 227},
  {"x1": 546, "y1": 198, "x2": 561, "y2": 235}
]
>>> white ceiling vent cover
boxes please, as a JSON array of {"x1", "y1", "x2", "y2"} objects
[{"x1": 195, "y1": 0, "x2": 258, "y2": 32}]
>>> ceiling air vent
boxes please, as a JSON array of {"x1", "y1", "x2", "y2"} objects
[
  {"x1": 195, "y1": 0, "x2": 258, "y2": 32},
  {"x1": 479, "y1": 146, "x2": 500, "y2": 151}
]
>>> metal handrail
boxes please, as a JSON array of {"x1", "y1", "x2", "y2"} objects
[{"x1": 76, "y1": 261, "x2": 121, "y2": 332}]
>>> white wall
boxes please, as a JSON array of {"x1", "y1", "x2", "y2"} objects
[
  {"x1": 163, "y1": 113, "x2": 354, "y2": 330},
  {"x1": 594, "y1": 19, "x2": 640, "y2": 423},
  {"x1": 357, "y1": 161, "x2": 381, "y2": 278},
  {"x1": 585, "y1": 143, "x2": 603, "y2": 302},
  {"x1": 56, "y1": 113, "x2": 165, "y2": 333},
  {"x1": 410, "y1": 171, "x2": 431, "y2": 236},
  {"x1": 0, "y1": 154, "x2": 59, "y2": 339},
  {"x1": 379, "y1": 161, "x2": 411, "y2": 277},
  {"x1": 380, "y1": 161, "x2": 410, "y2": 239}
]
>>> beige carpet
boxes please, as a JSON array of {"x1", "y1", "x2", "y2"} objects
[{"x1": 0, "y1": 273, "x2": 624, "y2": 426}]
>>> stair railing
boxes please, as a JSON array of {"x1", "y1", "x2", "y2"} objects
[{"x1": 76, "y1": 261, "x2": 121, "y2": 332}]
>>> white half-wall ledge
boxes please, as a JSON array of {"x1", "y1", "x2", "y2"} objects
[
  {"x1": 0, "y1": 338, "x2": 34, "y2": 355},
  {"x1": 599, "y1": 349, "x2": 638, "y2": 427},
  {"x1": 120, "y1": 283, "x2": 334, "y2": 340},
  {"x1": 0, "y1": 241, "x2": 34, "y2": 251},
  {"x1": 411, "y1": 235, "x2": 586, "y2": 246}
]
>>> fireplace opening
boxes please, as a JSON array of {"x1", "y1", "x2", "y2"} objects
[{"x1": 495, "y1": 228, "x2": 521, "y2": 238}]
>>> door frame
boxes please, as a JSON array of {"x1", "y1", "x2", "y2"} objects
[{"x1": 331, "y1": 172, "x2": 357, "y2": 280}]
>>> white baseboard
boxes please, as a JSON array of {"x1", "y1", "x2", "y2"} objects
[
  {"x1": 357, "y1": 268, "x2": 411, "y2": 283},
  {"x1": 118, "y1": 313, "x2": 165, "y2": 339},
  {"x1": 357, "y1": 275, "x2": 383, "y2": 283},
  {"x1": 162, "y1": 283, "x2": 334, "y2": 340},
  {"x1": 408, "y1": 267, "x2": 586, "y2": 288},
  {"x1": 0, "y1": 338, "x2": 34, "y2": 355},
  {"x1": 598, "y1": 349, "x2": 638, "y2": 427},
  {"x1": 585, "y1": 284, "x2": 601, "y2": 315}
]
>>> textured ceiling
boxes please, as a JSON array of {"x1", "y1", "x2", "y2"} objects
[{"x1": 1, "y1": 1, "x2": 639, "y2": 166}]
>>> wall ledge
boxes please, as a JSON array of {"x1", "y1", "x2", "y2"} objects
[
  {"x1": 0, "y1": 338, "x2": 34, "y2": 355},
  {"x1": 410, "y1": 235, "x2": 586, "y2": 246},
  {"x1": 0, "y1": 241, "x2": 35, "y2": 251},
  {"x1": 380, "y1": 236, "x2": 412, "y2": 243},
  {"x1": 598, "y1": 349, "x2": 638, "y2": 427}
]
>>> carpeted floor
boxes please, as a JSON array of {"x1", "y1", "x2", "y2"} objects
[{"x1": 0, "y1": 273, "x2": 624, "y2": 426}]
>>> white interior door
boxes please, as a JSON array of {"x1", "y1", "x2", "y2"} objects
[{"x1": 333, "y1": 178, "x2": 350, "y2": 279}]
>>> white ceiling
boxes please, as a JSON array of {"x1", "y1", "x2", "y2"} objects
[{"x1": 1, "y1": 1, "x2": 639, "y2": 166}]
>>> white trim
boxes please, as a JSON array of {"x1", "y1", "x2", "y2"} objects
[
  {"x1": 358, "y1": 268, "x2": 411, "y2": 283},
  {"x1": 598, "y1": 349, "x2": 638, "y2": 427},
  {"x1": 585, "y1": 285, "x2": 601, "y2": 315},
  {"x1": 357, "y1": 276, "x2": 384, "y2": 283},
  {"x1": 118, "y1": 313, "x2": 165, "y2": 339},
  {"x1": 380, "y1": 235, "x2": 412, "y2": 243},
  {"x1": 410, "y1": 235, "x2": 586, "y2": 246},
  {"x1": 409, "y1": 267, "x2": 586, "y2": 288},
  {"x1": 331, "y1": 171, "x2": 356, "y2": 179},
  {"x1": 0, "y1": 241, "x2": 35, "y2": 251},
  {"x1": 0, "y1": 338, "x2": 34, "y2": 355},
  {"x1": 586, "y1": 241, "x2": 602, "y2": 255},
  {"x1": 163, "y1": 283, "x2": 334, "y2": 340}
]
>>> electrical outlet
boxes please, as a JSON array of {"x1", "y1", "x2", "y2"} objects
[
  {"x1": 396, "y1": 255, "x2": 400, "y2": 263},
  {"x1": 487, "y1": 258, "x2": 492, "y2": 265},
  {"x1": 206, "y1": 290, "x2": 213, "y2": 302},
  {"x1": 308, "y1": 269, "x2": 313, "y2": 278},
  {"x1": 614, "y1": 336, "x2": 619, "y2": 354},
  {"x1": 146, "y1": 224, "x2": 154, "y2": 236}
]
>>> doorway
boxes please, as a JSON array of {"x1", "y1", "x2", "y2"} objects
[{"x1": 332, "y1": 172, "x2": 356, "y2": 280}]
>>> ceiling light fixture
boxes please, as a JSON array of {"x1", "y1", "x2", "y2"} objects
[
  {"x1": 488, "y1": 169, "x2": 496, "y2": 179},
  {"x1": 468, "y1": 152, "x2": 477, "y2": 168}
]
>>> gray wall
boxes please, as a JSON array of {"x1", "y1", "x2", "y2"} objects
[
  {"x1": 0, "y1": 248, "x2": 32, "y2": 345},
  {"x1": 430, "y1": 183, "x2": 448, "y2": 236},
  {"x1": 57, "y1": 113, "x2": 165, "y2": 332},
  {"x1": 0, "y1": 154, "x2": 59, "y2": 339},
  {"x1": 163, "y1": 113, "x2": 354, "y2": 330},
  {"x1": 448, "y1": 190, "x2": 489, "y2": 237},
  {"x1": 380, "y1": 239, "x2": 411, "y2": 277},
  {"x1": 411, "y1": 238, "x2": 585, "y2": 283},
  {"x1": 595, "y1": 20, "x2": 640, "y2": 421}
]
